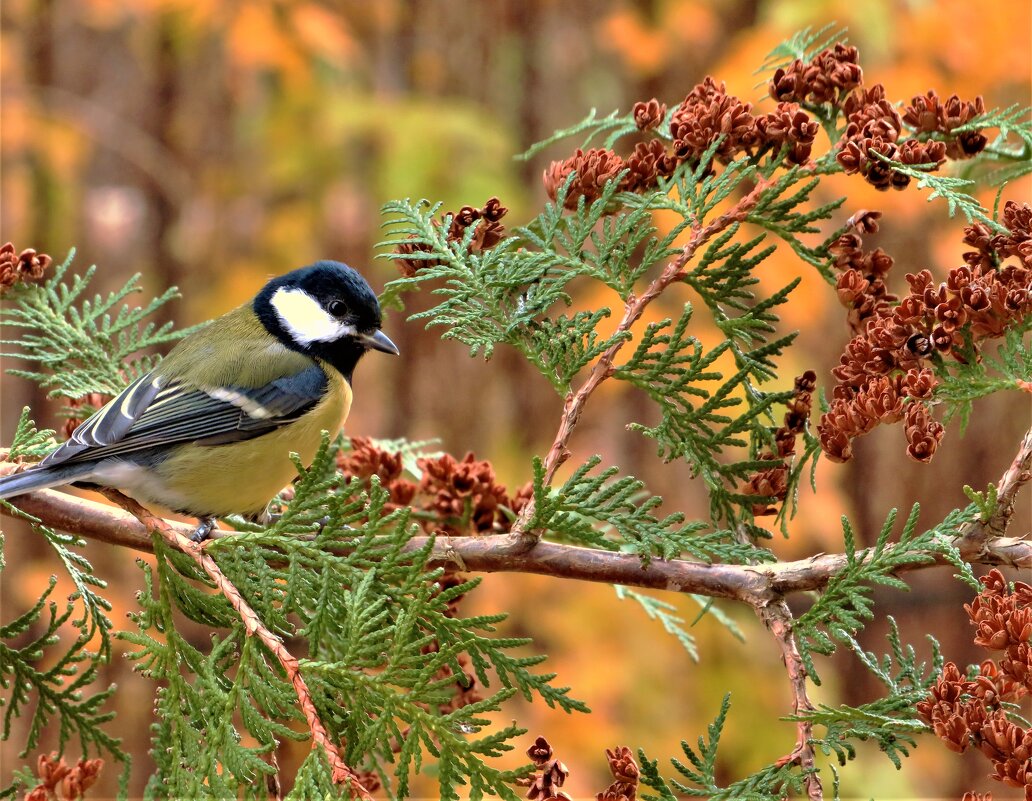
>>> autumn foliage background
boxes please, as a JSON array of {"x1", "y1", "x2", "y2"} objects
[{"x1": 1, "y1": 0, "x2": 1030, "y2": 798}]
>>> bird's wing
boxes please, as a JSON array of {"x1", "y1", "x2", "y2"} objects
[{"x1": 41, "y1": 365, "x2": 328, "y2": 467}]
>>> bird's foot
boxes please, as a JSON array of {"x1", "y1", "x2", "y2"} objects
[{"x1": 190, "y1": 517, "x2": 218, "y2": 543}]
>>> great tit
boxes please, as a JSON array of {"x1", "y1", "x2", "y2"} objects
[{"x1": 0, "y1": 260, "x2": 398, "y2": 541}]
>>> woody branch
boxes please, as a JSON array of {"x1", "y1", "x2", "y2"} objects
[
  {"x1": 760, "y1": 599, "x2": 822, "y2": 801},
  {"x1": 2, "y1": 425, "x2": 1028, "y2": 599}
]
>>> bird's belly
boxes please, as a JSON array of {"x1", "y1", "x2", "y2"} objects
[{"x1": 114, "y1": 384, "x2": 350, "y2": 519}]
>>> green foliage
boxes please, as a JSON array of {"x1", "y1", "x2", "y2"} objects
[
  {"x1": 615, "y1": 587, "x2": 699, "y2": 661},
  {"x1": 965, "y1": 103, "x2": 1032, "y2": 150},
  {"x1": 934, "y1": 326, "x2": 1032, "y2": 429},
  {"x1": 524, "y1": 455, "x2": 730, "y2": 563},
  {"x1": 514, "y1": 107, "x2": 643, "y2": 161},
  {"x1": 933, "y1": 532, "x2": 982, "y2": 591},
  {"x1": 872, "y1": 152, "x2": 1007, "y2": 232},
  {"x1": 962, "y1": 482, "x2": 999, "y2": 523},
  {"x1": 373, "y1": 53, "x2": 1030, "y2": 799},
  {"x1": 0, "y1": 249, "x2": 193, "y2": 405},
  {"x1": 0, "y1": 571, "x2": 127, "y2": 794},
  {"x1": 380, "y1": 172, "x2": 666, "y2": 374},
  {"x1": 687, "y1": 594, "x2": 746, "y2": 642},
  {"x1": 3, "y1": 340, "x2": 120, "y2": 669},
  {"x1": 793, "y1": 504, "x2": 980, "y2": 684},
  {"x1": 613, "y1": 587, "x2": 748, "y2": 662},
  {"x1": 637, "y1": 694, "x2": 809, "y2": 800},
  {"x1": 381, "y1": 143, "x2": 825, "y2": 536},
  {"x1": 796, "y1": 507, "x2": 919, "y2": 682},
  {"x1": 7, "y1": 407, "x2": 56, "y2": 460},
  {"x1": 638, "y1": 619, "x2": 941, "y2": 796},
  {"x1": 1, "y1": 409, "x2": 121, "y2": 798},
  {"x1": 958, "y1": 103, "x2": 1032, "y2": 184},
  {"x1": 756, "y1": 23, "x2": 849, "y2": 74},
  {"x1": 743, "y1": 171, "x2": 847, "y2": 276},
  {"x1": 613, "y1": 302, "x2": 793, "y2": 528},
  {"x1": 4, "y1": 27, "x2": 1030, "y2": 800},
  {"x1": 798, "y1": 619, "x2": 943, "y2": 769},
  {"x1": 121, "y1": 437, "x2": 579, "y2": 799},
  {"x1": 670, "y1": 693, "x2": 731, "y2": 793},
  {"x1": 525, "y1": 309, "x2": 632, "y2": 393}
]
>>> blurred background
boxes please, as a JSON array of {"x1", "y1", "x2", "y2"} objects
[{"x1": 1, "y1": 0, "x2": 1029, "y2": 797}]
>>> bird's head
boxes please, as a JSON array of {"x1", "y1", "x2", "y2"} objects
[{"x1": 254, "y1": 261, "x2": 399, "y2": 380}]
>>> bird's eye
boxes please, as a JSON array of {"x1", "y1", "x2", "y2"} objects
[{"x1": 327, "y1": 300, "x2": 348, "y2": 318}]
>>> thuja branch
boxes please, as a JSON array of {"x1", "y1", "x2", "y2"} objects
[
  {"x1": 2, "y1": 484, "x2": 1029, "y2": 595},
  {"x1": 511, "y1": 171, "x2": 779, "y2": 545},
  {"x1": 2, "y1": 425, "x2": 1027, "y2": 600},
  {"x1": 96, "y1": 488, "x2": 373, "y2": 801}
]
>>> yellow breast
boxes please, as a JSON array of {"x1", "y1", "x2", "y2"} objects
[{"x1": 151, "y1": 367, "x2": 351, "y2": 518}]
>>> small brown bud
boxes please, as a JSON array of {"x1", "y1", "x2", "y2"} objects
[
  {"x1": 632, "y1": 98, "x2": 666, "y2": 131},
  {"x1": 847, "y1": 209, "x2": 882, "y2": 234},
  {"x1": 527, "y1": 737, "x2": 553, "y2": 766},
  {"x1": 544, "y1": 148, "x2": 627, "y2": 210}
]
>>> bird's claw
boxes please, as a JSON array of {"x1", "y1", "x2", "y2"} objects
[{"x1": 190, "y1": 517, "x2": 218, "y2": 543}]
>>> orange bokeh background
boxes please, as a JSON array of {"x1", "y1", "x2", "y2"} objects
[{"x1": 1, "y1": 1, "x2": 1029, "y2": 798}]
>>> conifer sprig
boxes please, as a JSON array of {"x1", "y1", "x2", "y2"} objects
[
  {"x1": 638, "y1": 694, "x2": 809, "y2": 800},
  {"x1": 795, "y1": 620, "x2": 943, "y2": 769},
  {"x1": 0, "y1": 572, "x2": 126, "y2": 790},
  {"x1": 115, "y1": 434, "x2": 581, "y2": 798},
  {"x1": 870, "y1": 152, "x2": 1008, "y2": 231},
  {"x1": 934, "y1": 327, "x2": 1032, "y2": 428},
  {"x1": 792, "y1": 504, "x2": 980, "y2": 684},
  {"x1": 756, "y1": 24, "x2": 850, "y2": 74},
  {"x1": 514, "y1": 108, "x2": 642, "y2": 162},
  {"x1": 0, "y1": 250, "x2": 191, "y2": 403}
]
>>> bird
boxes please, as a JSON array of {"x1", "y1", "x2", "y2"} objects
[{"x1": 0, "y1": 260, "x2": 399, "y2": 541}]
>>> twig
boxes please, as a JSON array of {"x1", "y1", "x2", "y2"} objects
[
  {"x1": 758, "y1": 598, "x2": 822, "y2": 801},
  {"x1": 510, "y1": 172, "x2": 776, "y2": 548},
  {"x1": 750, "y1": 427, "x2": 1031, "y2": 801},
  {"x1": 263, "y1": 751, "x2": 283, "y2": 801},
  {"x1": 959, "y1": 426, "x2": 1032, "y2": 544},
  {"x1": 96, "y1": 489, "x2": 372, "y2": 801}
]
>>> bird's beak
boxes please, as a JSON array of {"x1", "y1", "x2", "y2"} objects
[{"x1": 360, "y1": 329, "x2": 400, "y2": 355}]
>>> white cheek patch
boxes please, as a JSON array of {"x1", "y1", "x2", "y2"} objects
[{"x1": 270, "y1": 287, "x2": 356, "y2": 345}]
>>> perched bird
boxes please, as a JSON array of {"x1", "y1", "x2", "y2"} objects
[{"x1": 0, "y1": 261, "x2": 398, "y2": 541}]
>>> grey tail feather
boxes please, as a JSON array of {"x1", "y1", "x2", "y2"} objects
[{"x1": 0, "y1": 463, "x2": 98, "y2": 500}]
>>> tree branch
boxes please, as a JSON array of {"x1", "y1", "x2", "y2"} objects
[
  {"x1": 960, "y1": 425, "x2": 1032, "y2": 545},
  {"x1": 3, "y1": 426, "x2": 1028, "y2": 801},
  {"x1": 2, "y1": 454, "x2": 1028, "y2": 601}
]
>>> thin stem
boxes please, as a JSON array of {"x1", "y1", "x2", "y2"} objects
[
  {"x1": 509, "y1": 172, "x2": 778, "y2": 547},
  {"x1": 759, "y1": 599, "x2": 822, "y2": 801},
  {"x1": 971, "y1": 425, "x2": 1032, "y2": 540},
  {"x1": 3, "y1": 450, "x2": 1028, "y2": 599}
]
